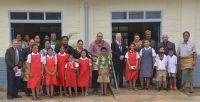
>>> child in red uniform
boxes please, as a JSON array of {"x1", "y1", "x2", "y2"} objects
[
  {"x1": 78, "y1": 50, "x2": 92, "y2": 96},
  {"x1": 43, "y1": 48, "x2": 57, "y2": 98},
  {"x1": 57, "y1": 46, "x2": 68, "y2": 97},
  {"x1": 65, "y1": 55, "x2": 79, "y2": 98},
  {"x1": 27, "y1": 44, "x2": 43, "y2": 100},
  {"x1": 125, "y1": 43, "x2": 140, "y2": 90}
]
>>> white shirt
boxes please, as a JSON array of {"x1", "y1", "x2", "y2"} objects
[
  {"x1": 155, "y1": 58, "x2": 167, "y2": 70},
  {"x1": 43, "y1": 55, "x2": 58, "y2": 64},
  {"x1": 80, "y1": 57, "x2": 92, "y2": 66},
  {"x1": 167, "y1": 55, "x2": 177, "y2": 73},
  {"x1": 125, "y1": 51, "x2": 140, "y2": 59},
  {"x1": 65, "y1": 61, "x2": 79, "y2": 68},
  {"x1": 27, "y1": 52, "x2": 43, "y2": 63},
  {"x1": 139, "y1": 47, "x2": 156, "y2": 57},
  {"x1": 57, "y1": 52, "x2": 67, "y2": 56},
  {"x1": 155, "y1": 54, "x2": 168, "y2": 62}
]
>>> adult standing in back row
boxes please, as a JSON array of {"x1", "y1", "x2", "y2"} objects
[
  {"x1": 5, "y1": 39, "x2": 23, "y2": 99},
  {"x1": 89, "y1": 32, "x2": 111, "y2": 93},
  {"x1": 157, "y1": 34, "x2": 176, "y2": 55},
  {"x1": 111, "y1": 33, "x2": 127, "y2": 88},
  {"x1": 177, "y1": 31, "x2": 196, "y2": 93},
  {"x1": 142, "y1": 30, "x2": 157, "y2": 50}
]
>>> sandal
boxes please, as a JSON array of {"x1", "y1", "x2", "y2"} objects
[
  {"x1": 189, "y1": 90, "x2": 194, "y2": 93},
  {"x1": 32, "y1": 97, "x2": 37, "y2": 100}
]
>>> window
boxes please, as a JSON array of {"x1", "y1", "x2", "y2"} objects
[
  {"x1": 10, "y1": 12, "x2": 62, "y2": 22},
  {"x1": 29, "y1": 12, "x2": 44, "y2": 20},
  {"x1": 145, "y1": 11, "x2": 161, "y2": 19},
  {"x1": 10, "y1": 12, "x2": 27, "y2": 20},
  {"x1": 111, "y1": 11, "x2": 161, "y2": 20},
  {"x1": 112, "y1": 12, "x2": 127, "y2": 19},
  {"x1": 46, "y1": 12, "x2": 61, "y2": 20},
  {"x1": 129, "y1": 11, "x2": 144, "y2": 19}
]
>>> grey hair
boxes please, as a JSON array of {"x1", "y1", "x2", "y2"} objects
[
  {"x1": 12, "y1": 39, "x2": 19, "y2": 43},
  {"x1": 162, "y1": 34, "x2": 169, "y2": 38},
  {"x1": 115, "y1": 33, "x2": 122, "y2": 37},
  {"x1": 145, "y1": 30, "x2": 151, "y2": 34}
]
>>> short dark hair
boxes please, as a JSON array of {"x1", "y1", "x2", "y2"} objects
[
  {"x1": 168, "y1": 48, "x2": 174, "y2": 52},
  {"x1": 32, "y1": 43, "x2": 38, "y2": 48},
  {"x1": 80, "y1": 49, "x2": 87, "y2": 54},
  {"x1": 101, "y1": 47, "x2": 107, "y2": 51},
  {"x1": 134, "y1": 33, "x2": 140, "y2": 37},
  {"x1": 62, "y1": 36, "x2": 69, "y2": 40},
  {"x1": 77, "y1": 40, "x2": 83, "y2": 44},
  {"x1": 183, "y1": 31, "x2": 190, "y2": 37},
  {"x1": 129, "y1": 43, "x2": 136, "y2": 47},
  {"x1": 47, "y1": 47, "x2": 53, "y2": 51},
  {"x1": 158, "y1": 46, "x2": 164, "y2": 50}
]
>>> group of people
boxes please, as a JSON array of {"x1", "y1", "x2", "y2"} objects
[{"x1": 5, "y1": 30, "x2": 196, "y2": 100}]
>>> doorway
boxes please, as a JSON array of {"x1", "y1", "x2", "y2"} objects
[{"x1": 112, "y1": 22, "x2": 161, "y2": 46}]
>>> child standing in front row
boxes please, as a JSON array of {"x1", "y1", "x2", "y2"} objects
[
  {"x1": 125, "y1": 43, "x2": 140, "y2": 90},
  {"x1": 91, "y1": 56, "x2": 99, "y2": 94},
  {"x1": 167, "y1": 48, "x2": 177, "y2": 90},
  {"x1": 43, "y1": 48, "x2": 57, "y2": 98},
  {"x1": 155, "y1": 53, "x2": 168, "y2": 91},
  {"x1": 139, "y1": 40, "x2": 156, "y2": 89},
  {"x1": 57, "y1": 46, "x2": 69, "y2": 97},
  {"x1": 27, "y1": 44, "x2": 43, "y2": 100},
  {"x1": 78, "y1": 50, "x2": 92, "y2": 96},
  {"x1": 97, "y1": 47, "x2": 110, "y2": 95},
  {"x1": 65, "y1": 55, "x2": 79, "y2": 98}
]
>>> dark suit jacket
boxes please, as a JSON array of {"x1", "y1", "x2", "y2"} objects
[
  {"x1": 111, "y1": 42, "x2": 127, "y2": 63},
  {"x1": 5, "y1": 47, "x2": 23, "y2": 69},
  {"x1": 157, "y1": 41, "x2": 176, "y2": 55}
]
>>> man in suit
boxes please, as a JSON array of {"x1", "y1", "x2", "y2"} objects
[
  {"x1": 157, "y1": 34, "x2": 176, "y2": 55},
  {"x1": 111, "y1": 33, "x2": 127, "y2": 88},
  {"x1": 5, "y1": 39, "x2": 23, "y2": 99}
]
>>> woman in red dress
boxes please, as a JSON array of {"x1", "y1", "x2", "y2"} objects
[
  {"x1": 77, "y1": 50, "x2": 91, "y2": 96},
  {"x1": 27, "y1": 44, "x2": 43, "y2": 100},
  {"x1": 57, "y1": 46, "x2": 68, "y2": 97},
  {"x1": 125, "y1": 43, "x2": 140, "y2": 90},
  {"x1": 65, "y1": 55, "x2": 79, "y2": 98},
  {"x1": 44, "y1": 48, "x2": 57, "y2": 98}
]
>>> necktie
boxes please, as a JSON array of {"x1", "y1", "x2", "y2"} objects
[
  {"x1": 119, "y1": 45, "x2": 122, "y2": 53},
  {"x1": 15, "y1": 48, "x2": 19, "y2": 65}
]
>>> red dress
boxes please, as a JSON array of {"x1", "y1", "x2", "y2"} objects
[
  {"x1": 44, "y1": 56, "x2": 57, "y2": 85},
  {"x1": 65, "y1": 61, "x2": 77, "y2": 87},
  {"x1": 77, "y1": 58, "x2": 90, "y2": 87},
  {"x1": 27, "y1": 54, "x2": 42, "y2": 88},
  {"x1": 125, "y1": 51, "x2": 138, "y2": 80},
  {"x1": 57, "y1": 53, "x2": 68, "y2": 86}
]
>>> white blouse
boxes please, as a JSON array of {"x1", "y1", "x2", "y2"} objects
[
  {"x1": 27, "y1": 52, "x2": 43, "y2": 63},
  {"x1": 43, "y1": 55, "x2": 58, "y2": 64},
  {"x1": 167, "y1": 55, "x2": 177, "y2": 73}
]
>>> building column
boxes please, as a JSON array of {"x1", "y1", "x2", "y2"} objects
[{"x1": 83, "y1": 0, "x2": 89, "y2": 48}]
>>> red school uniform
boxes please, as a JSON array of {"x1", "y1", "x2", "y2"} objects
[
  {"x1": 65, "y1": 61, "x2": 79, "y2": 87},
  {"x1": 27, "y1": 52, "x2": 42, "y2": 89},
  {"x1": 57, "y1": 53, "x2": 68, "y2": 86},
  {"x1": 125, "y1": 50, "x2": 139, "y2": 80},
  {"x1": 44, "y1": 55, "x2": 57, "y2": 85},
  {"x1": 77, "y1": 57, "x2": 90, "y2": 87}
]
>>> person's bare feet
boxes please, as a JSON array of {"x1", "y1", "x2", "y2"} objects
[
  {"x1": 69, "y1": 94, "x2": 72, "y2": 98},
  {"x1": 81, "y1": 93, "x2": 84, "y2": 96},
  {"x1": 85, "y1": 92, "x2": 88, "y2": 96},
  {"x1": 190, "y1": 88, "x2": 194, "y2": 93},
  {"x1": 181, "y1": 88, "x2": 185, "y2": 93}
]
